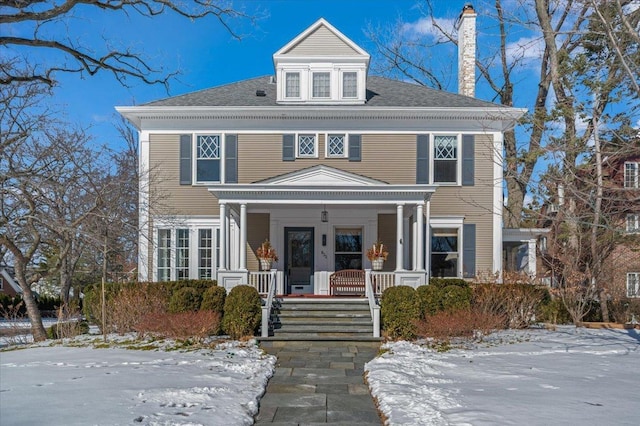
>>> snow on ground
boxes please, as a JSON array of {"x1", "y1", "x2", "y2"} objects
[
  {"x1": 0, "y1": 336, "x2": 275, "y2": 426},
  {"x1": 366, "y1": 326, "x2": 640, "y2": 426}
]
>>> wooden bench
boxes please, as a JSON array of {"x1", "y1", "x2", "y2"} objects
[{"x1": 329, "y1": 269, "x2": 365, "y2": 296}]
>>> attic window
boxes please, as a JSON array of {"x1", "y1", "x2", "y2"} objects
[
  {"x1": 312, "y1": 72, "x2": 330, "y2": 98},
  {"x1": 285, "y1": 72, "x2": 300, "y2": 98},
  {"x1": 342, "y1": 72, "x2": 357, "y2": 98}
]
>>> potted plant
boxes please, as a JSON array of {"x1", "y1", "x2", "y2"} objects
[
  {"x1": 256, "y1": 240, "x2": 278, "y2": 271},
  {"x1": 366, "y1": 241, "x2": 389, "y2": 271}
]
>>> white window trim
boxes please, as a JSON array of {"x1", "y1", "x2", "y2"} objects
[
  {"x1": 194, "y1": 133, "x2": 224, "y2": 184},
  {"x1": 430, "y1": 216, "x2": 465, "y2": 278},
  {"x1": 627, "y1": 214, "x2": 640, "y2": 234},
  {"x1": 431, "y1": 133, "x2": 462, "y2": 186},
  {"x1": 296, "y1": 133, "x2": 319, "y2": 158},
  {"x1": 325, "y1": 133, "x2": 348, "y2": 158},
  {"x1": 311, "y1": 71, "x2": 332, "y2": 99},
  {"x1": 628, "y1": 272, "x2": 640, "y2": 298},
  {"x1": 624, "y1": 162, "x2": 639, "y2": 189},
  {"x1": 340, "y1": 70, "x2": 359, "y2": 99},
  {"x1": 153, "y1": 218, "x2": 220, "y2": 282},
  {"x1": 284, "y1": 71, "x2": 301, "y2": 99}
]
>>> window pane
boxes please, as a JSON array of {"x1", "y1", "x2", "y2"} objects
[
  {"x1": 157, "y1": 229, "x2": 171, "y2": 282},
  {"x1": 625, "y1": 163, "x2": 638, "y2": 188},
  {"x1": 298, "y1": 134, "x2": 316, "y2": 156},
  {"x1": 434, "y1": 135, "x2": 458, "y2": 183},
  {"x1": 335, "y1": 254, "x2": 362, "y2": 271},
  {"x1": 343, "y1": 72, "x2": 357, "y2": 98},
  {"x1": 431, "y1": 253, "x2": 458, "y2": 278},
  {"x1": 431, "y1": 236, "x2": 458, "y2": 252},
  {"x1": 431, "y1": 229, "x2": 458, "y2": 278},
  {"x1": 176, "y1": 229, "x2": 189, "y2": 280},
  {"x1": 313, "y1": 72, "x2": 330, "y2": 97},
  {"x1": 628, "y1": 273, "x2": 640, "y2": 297},
  {"x1": 197, "y1": 135, "x2": 220, "y2": 182},
  {"x1": 198, "y1": 229, "x2": 212, "y2": 280},
  {"x1": 328, "y1": 134, "x2": 345, "y2": 156},
  {"x1": 285, "y1": 72, "x2": 300, "y2": 97},
  {"x1": 335, "y1": 228, "x2": 362, "y2": 271},
  {"x1": 627, "y1": 214, "x2": 640, "y2": 233}
]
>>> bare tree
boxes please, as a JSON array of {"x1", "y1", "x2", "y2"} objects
[{"x1": 0, "y1": 0, "x2": 256, "y2": 87}]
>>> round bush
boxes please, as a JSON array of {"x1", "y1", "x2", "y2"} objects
[
  {"x1": 222, "y1": 285, "x2": 262, "y2": 339},
  {"x1": 168, "y1": 287, "x2": 202, "y2": 313},
  {"x1": 381, "y1": 285, "x2": 420, "y2": 340},
  {"x1": 201, "y1": 286, "x2": 226, "y2": 312},
  {"x1": 416, "y1": 285, "x2": 441, "y2": 317},
  {"x1": 440, "y1": 285, "x2": 472, "y2": 312}
]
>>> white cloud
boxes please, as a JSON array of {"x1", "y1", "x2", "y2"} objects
[
  {"x1": 505, "y1": 35, "x2": 545, "y2": 65},
  {"x1": 401, "y1": 17, "x2": 456, "y2": 42}
]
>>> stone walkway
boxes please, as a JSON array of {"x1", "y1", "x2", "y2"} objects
[{"x1": 255, "y1": 341, "x2": 382, "y2": 425}]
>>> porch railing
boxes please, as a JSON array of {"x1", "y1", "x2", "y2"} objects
[
  {"x1": 260, "y1": 269, "x2": 277, "y2": 338},
  {"x1": 248, "y1": 271, "x2": 273, "y2": 297},
  {"x1": 365, "y1": 270, "x2": 381, "y2": 338},
  {"x1": 371, "y1": 272, "x2": 395, "y2": 296}
]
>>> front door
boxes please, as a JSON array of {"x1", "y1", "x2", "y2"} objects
[{"x1": 285, "y1": 227, "x2": 314, "y2": 294}]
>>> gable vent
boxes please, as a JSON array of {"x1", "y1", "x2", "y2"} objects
[{"x1": 256, "y1": 89, "x2": 266, "y2": 97}]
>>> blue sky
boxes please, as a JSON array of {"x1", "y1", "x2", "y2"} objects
[{"x1": 31, "y1": 0, "x2": 514, "y2": 149}]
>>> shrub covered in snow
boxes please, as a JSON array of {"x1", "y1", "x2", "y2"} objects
[
  {"x1": 222, "y1": 285, "x2": 262, "y2": 339},
  {"x1": 381, "y1": 285, "x2": 420, "y2": 340}
]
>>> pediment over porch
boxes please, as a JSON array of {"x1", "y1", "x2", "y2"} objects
[{"x1": 257, "y1": 165, "x2": 388, "y2": 186}]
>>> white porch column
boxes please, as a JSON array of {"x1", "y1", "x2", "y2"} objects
[
  {"x1": 527, "y1": 238, "x2": 537, "y2": 277},
  {"x1": 425, "y1": 198, "x2": 431, "y2": 277},
  {"x1": 396, "y1": 204, "x2": 404, "y2": 271},
  {"x1": 239, "y1": 203, "x2": 247, "y2": 270},
  {"x1": 219, "y1": 203, "x2": 227, "y2": 271},
  {"x1": 416, "y1": 203, "x2": 424, "y2": 271}
]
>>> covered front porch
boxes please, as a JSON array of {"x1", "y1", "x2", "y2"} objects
[{"x1": 209, "y1": 166, "x2": 436, "y2": 296}]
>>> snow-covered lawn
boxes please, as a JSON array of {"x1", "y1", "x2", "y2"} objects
[
  {"x1": 366, "y1": 326, "x2": 640, "y2": 426},
  {"x1": 1, "y1": 336, "x2": 275, "y2": 426}
]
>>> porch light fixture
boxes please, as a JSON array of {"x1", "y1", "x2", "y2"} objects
[{"x1": 321, "y1": 207, "x2": 328, "y2": 222}]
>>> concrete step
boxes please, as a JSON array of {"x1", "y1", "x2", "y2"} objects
[
  {"x1": 277, "y1": 304, "x2": 369, "y2": 311},
  {"x1": 277, "y1": 322, "x2": 373, "y2": 331},
  {"x1": 258, "y1": 336, "x2": 382, "y2": 346},
  {"x1": 276, "y1": 317, "x2": 371, "y2": 325},
  {"x1": 278, "y1": 311, "x2": 370, "y2": 318}
]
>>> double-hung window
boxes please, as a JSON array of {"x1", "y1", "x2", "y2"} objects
[
  {"x1": 624, "y1": 162, "x2": 639, "y2": 188},
  {"x1": 627, "y1": 214, "x2": 640, "y2": 233},
  {"x1": 342, "y1": 72, "x2": 357, "y2": 98},
  {"x1": 335, "y1": 228, "x2": 362, "y2": 271},
  {"x1": 196, "y1": 135, "x2": 221, "y2": 182},
  {"x1": 198, "y1": 229, "x2": 213, "y2": 279},
  {"x1": 285, "y1": 72, "x2": 300, "y2": 98},
  {"x1": 433, "y1": 135, "x2": 458, "y2": 183},
  {"x1": 312, "y1": 72, "x2": 331, "y2": 98},
  {"x1": 431, "y1": 228, "x2": 459, "y2": 277},
  {"x1": 297, "y1": 134, "x2": 317, "y2": 157},
  {"x1": 157, "y1": 229, "x2": 171, "y2": 282},
  {"x1": 628, "y1": 273, "x2": 640, "y2": 298},
  {"x1": 327, "y1": 134, "x2": 346, "y2": 157},
  {"x1": 176, "y1": 229, "x2": 189, "y2": 280}
]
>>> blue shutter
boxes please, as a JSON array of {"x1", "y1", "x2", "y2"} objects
[
  {"x1": 462, "y1": 135, "x2": 475, "y2": 186},
  {"x1": 463, "y1": 223, "x2": 476, "y2": 278},
  {"x1": 225, "y1": 134, "x2": 238, "y2": 183},
  {"x1": 349, "y1": 134, "x2": 361, "y2": 162},
  {"x1": 282, "y1": 134, "x2": 295, "y2": 161},
  {"x1": 179, "y1": 134, "x2": 192, "y2": 185},
  {"x1": 416, "y1": 134, "x2": 430, "y2": 184}
]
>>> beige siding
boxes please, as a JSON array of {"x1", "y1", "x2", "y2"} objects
[
  {"x1": 430, "y1": 134, "x2": 496, "y2": 273},
  {"x1": 247, "y1": 213, "x2": 270, "y2": 272},
  {"x1": 149, "y1": 134, "x2": 219, "y2": 216},
  {"x1": 285, "y1": 26, "x2": 359, "y2": 56},
  {"x1": 377, "y1": 214, "x2": 396, "y2": 272},
  {"x1": 238, "y1": 134, "x2": 415, "y2": 184}
]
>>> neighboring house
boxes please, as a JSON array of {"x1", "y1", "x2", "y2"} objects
[
  {"x1": 0, "y1": 265, "x2": 22, "y2": 297},
  {"x1": 117, "y1": 7, "x2": 525, "y2": 295}
]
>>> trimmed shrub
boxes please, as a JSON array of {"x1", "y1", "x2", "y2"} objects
[
  {"x1": 441, "y1": 285, "x2": 472, "y2": 312},
  {"x1": 381, "y1": 285, "x2": 420, "y2": 340},
  {"x1": 169, "y1": 287, "x2": 202, "y2": 313},
  {"x1": 222, "y1": 285, "x2": 262, "y2": 339},
  {"x1": 416, "y1": 285, "x2": 441, "y2": 317},
  {"x1": 429, "y1": 278, "x2": 469, "y2": 289},
  {"x1": 416, "y1": 283, "x2": 472, "y2": 316},
  {"x1": 200, "y1": 286, "x2": 226, "y2": 335}
]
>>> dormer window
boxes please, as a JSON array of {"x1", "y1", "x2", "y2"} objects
[
  {"x1": 285, "y1": 72, "x2": 300, "y2": 98},
  {"x1": 312, "y1": 72, "x2": 331, "y2": 98},
  {"x1": 342, "y1": 72, "x2": 358, "y2": 98}
]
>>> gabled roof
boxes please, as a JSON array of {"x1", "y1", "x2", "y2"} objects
[
  {"x1": 273, "y1": 18, "x2": 369, "y2": 59},
  {"x1": 143, "y1": 75, "x2": 501, "y2": 109},
  {"x1": 257, "y1": 165, "x2": 388, "y2": 186},
  {"x1": 0, "y1": 266, "x2": 22, "y2": 294}
]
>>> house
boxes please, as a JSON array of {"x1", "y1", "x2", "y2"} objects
[
  {"x1": 0, "y1": 265, "x2": 22, "y2": 297},
  {"x1": 117, "y1": 6, "x2": 526, "y2": 296}
]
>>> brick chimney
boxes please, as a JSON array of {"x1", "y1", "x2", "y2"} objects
[{"x1": 457, "y1": 3, "x2": 477, "y2": 97}]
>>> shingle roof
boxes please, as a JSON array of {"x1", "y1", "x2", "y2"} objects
[{"x1": 144, "y1": 75, "x2": 502, "y2": 109}]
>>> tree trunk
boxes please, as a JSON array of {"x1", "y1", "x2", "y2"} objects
[
  {"x1": 13, "y1": 264, "x2": 47, "y2": 341},
  {"x1": 59, "y1": 255, "x2": 72, "y2": 305}
]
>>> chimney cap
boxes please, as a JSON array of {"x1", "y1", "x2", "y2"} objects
[{"x1": 463, "y1": 3, "x2": 475, "y2": 13}]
